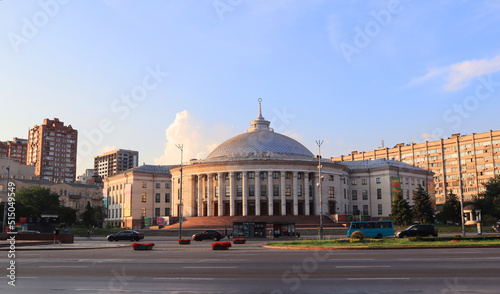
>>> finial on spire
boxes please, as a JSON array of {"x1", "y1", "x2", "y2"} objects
[{"x1": 257, "y1": 98, "x2": 264, "y2": 119}]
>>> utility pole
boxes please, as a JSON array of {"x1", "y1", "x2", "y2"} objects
[{"x1": 176, "y1": 144, "x2": 183, "y2": 240}]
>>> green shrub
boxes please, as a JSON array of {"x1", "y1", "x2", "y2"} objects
[
  {"x1": 349, "y1": 238, "x2": 362, "y2": 243},
  {"x1": 454, "y1": 235, "x2": 462, "y2": 239},
  {"x1": 350, "y1": 231, "x2": 365, "y2": 241}
]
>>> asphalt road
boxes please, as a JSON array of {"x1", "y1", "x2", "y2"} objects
[{"x1": 1, "y1": 238, "x2": 500, "y2": 293}]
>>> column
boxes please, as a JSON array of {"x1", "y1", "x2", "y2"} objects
[
  {"x1": 255, "y1": 171, "x2": 261, "y2": 216},
  {"x1": 242, "y1": 171, "x2": 248, "y2": 216},
  {"x1": 207, "y1": 174, "x2": 213, "y2": 216},
  {"x1": 197, "y1": 175, "x2": 202, "y2": 217},
  {"x1": 280, "y1": 172, "x2": 286, "y2": 215},
  {"x1": 292, "y1": 171, "x2": 298, "y2": 216},
  {"x1": 230, "y1": 172, "x2": 235, "y2": 216},
  {"x1": 304, "y1": 173, "x2": 310, "y2": 215},
  {"x1": 218, "y1": 172, "x2": 224, "y2": 216},
  {"x1": 268, "y1": 173, "x2": 273, "y2": 216}
]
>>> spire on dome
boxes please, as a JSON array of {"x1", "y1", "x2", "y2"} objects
[{"x1": 248, "y1": 98, "x2": 272, "y2": 132}]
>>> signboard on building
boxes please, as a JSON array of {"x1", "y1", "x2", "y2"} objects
[
  {"x1": 391, "y1": 176, "x2": 401, "y2": 202},
  {"x1": 144, "y1": 217, "x2": 152, "y2": 226}
]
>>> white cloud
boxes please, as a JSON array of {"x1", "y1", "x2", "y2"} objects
[
  {"x1": 421, "y1": 133, "x2": 438, "y2": 142},
  {"x1": 99, "y1": 145, "x2": 117, "y2": 154},
  {"x1": 413, "y1": 54, "x2": 500, "y2": 91},
  {"x1": 154, "y1": 110, "x2": 235, "y2": 165}
]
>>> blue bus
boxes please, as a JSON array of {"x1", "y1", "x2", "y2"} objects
[{"x1": 347, "y1": 220, "x2": 394, "y2": 238}]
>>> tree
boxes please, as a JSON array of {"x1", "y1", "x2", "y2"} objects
[
  {"x1": 436, "y1": 191, "x2": 461, "y2": 225},
  {"x1": 412, "y1": 185, "x2": 435, "y2": 224},
  {"x1": 80, "y1": 201, "x2": 95, "y2": 228},
  {"x1": 390, "y1": 192, "x2": 413, "y2": 226},
  {"x1": 57, "y1": 206, "x2": 77, "y2": 227},
  {"x1": 15, "y1": 186, "x2": 60, "y2": 218},
  {"x1": 474, "y1": 175, "x2": 500, "y2": 220}
]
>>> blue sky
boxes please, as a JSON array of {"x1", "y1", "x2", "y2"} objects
[{"x1": 1, "y1": 0, "x2": 500, "y2": 176}]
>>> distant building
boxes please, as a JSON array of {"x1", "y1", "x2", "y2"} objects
[
  {"x1": 0, "y1": 157, "x2": 37, "y2": 202},
  {"x1": 77, "y1": 169, "x2": 95, "y2": 183},
  {"x1": 331, "y1": 130, "x2": 500, "y2": 204},
  {"x1": 27, "y1": 118, "x2": 78, "y2": 182},
  {"x1": 94, "y1": 149, "x2": 139, "y2": 178},
  {"x1": 0, "y1": 138, "x2": 28, "y2": 164},
  {"x1": 102, "y1": 165, "x2": 172, "y2": 229},
  {"x1": 10, "y1": 178, "x2": 103, "y2": 214}
]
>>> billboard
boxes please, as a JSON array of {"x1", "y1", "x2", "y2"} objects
[{"x1": 391, "y1": 176, "x2": 401, "y2": 202}]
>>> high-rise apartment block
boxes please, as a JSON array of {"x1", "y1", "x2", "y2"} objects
[
  {"x1": 94, "y1": 149, "x2": 139, "y2": 178},
  {"x1": 331, "y1": 130, "x2": 500, "y2": 204},
  {"x1": 27, "y1": 118, "x2": 78, "y2": 182},
  {"x1": 0, "y1": 137, "x2": 28, "y2": 163}
]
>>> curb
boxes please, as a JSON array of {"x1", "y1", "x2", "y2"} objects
[{"x1": 263, "y1": 244, "x2": 500, "y2": 250}]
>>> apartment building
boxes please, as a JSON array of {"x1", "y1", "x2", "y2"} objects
[
  {"x1": 0, "y1": 137, "x2": 28, "y2": 164},
  {"x1": 331, "y1": 130, "x2": 500, "y2": 204},
  {"x1": 27, "y1": 118, "x2": 78, "y2": 182},
  {"x1": 94, "y1": 149, "x2": 138, "y2": 178}
]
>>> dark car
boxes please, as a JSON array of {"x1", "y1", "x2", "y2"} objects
[
  {"x1": 192, "y1": 230, "x2": 224, "y2": 241},
  {"x1": 106, "y1": 230, "x2": 144, "y2": 242},
  {"x1": 395, "y1": 224, "x2": 438, "y2": 238}
]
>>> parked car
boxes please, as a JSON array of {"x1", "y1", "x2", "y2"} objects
[
  {"x1": 192, "y1": 230, "x2": 224, "y2": 241},
  {"x1": 17, "y1": 230, "x2": 40, "y2": 234},
  {"x1": 395, "y1": 224, "x2": 438, "y2": 238},
  {"x1": 106, "y1": 230, "x2": 144, "y2": 242}
]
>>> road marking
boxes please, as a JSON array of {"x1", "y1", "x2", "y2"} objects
[
  {"x1": 154, "y1": 277, "x2": 216, "y2": 280},
  {"x1": 336, "y1": 265, "x2": 390, "y2": 268},
  {"x1": 329, "y1": 259, "x2": 375, "y2": 261},
  {"x1": 40, "y1": 266, "x2": 88, "y2": 268},
  {"x1": 183, "y1": 266, "x2": 237, "y2": 269},
  {"x1": 347, "y1": 278, "x2": 410, "y2": 280}
]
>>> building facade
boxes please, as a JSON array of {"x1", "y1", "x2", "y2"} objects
[
  {"x1": 169, "y1": 102, "x2": 433, "y2": 220},
  {"x1": 27, "y1": 118, "x2": 78, "y2": 182},
  {"x1": 102, "y1": 165, "x2": 172, "y2": 229},
  {"x1": 0, "y1": 137, "x2": 28, "y2": 164},
  {"x1": 10, "y1": 179, "x2": 103, "y2": 214},
  {"x1": 94, "y1": 149, "x2": 139, "y2": 178},
  {"x1": 331, "y1": 130, "x2": 500, "y2": 204}
]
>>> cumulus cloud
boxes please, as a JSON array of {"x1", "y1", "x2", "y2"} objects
[
  {"x1": 412, "y1": 54, "x2": 500, "y2": 91},
  {"x1": 421, "y1": 133, "x2": 439, "y2": 142},
  {"x1": 154, "y1": 110, "x2": 235, "y2": 165}
]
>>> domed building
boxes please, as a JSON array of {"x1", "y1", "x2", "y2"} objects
[{"x1": 170, "y1": 101, "x2": 434, "y2": 220}]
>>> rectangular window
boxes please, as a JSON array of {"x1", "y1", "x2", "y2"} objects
[
  {"x1": 142, "y1": 193, "x2": 147, "y2": 202},
  {"x1": 352, "y1": 190, "x2": 357, "y2": 200},
  {"x1": 225, "y1": 174, "x2": 230, "y2": 180},
  {"x1": 362, "y1": 190, "x2": 368, "y2": 200},
  {"x1": 273, "y1": 184, "x2": 279, "y2": 196},
  {"x1": 309, "y1": 185, "x2": 313, "y2": 197},
  {"x1": 406, "y1": 189, "x2": 409, "y2": 199},
  {"x1": 165, "y1": 193, "x2": 170, "y2": 203},
  {"x1": 353, "y1": 205, "x2": 359, "y2": 215},
  {"x1": 273, "y1": 172, "x2": 280, "y2": 179},
  {"x1": 142, "y1": 182, "x2": 147, "y2": 188},
  {"x1": 298, "y1": 173, "x2": 302, "y2": 179},
  {"x1": 225, "y1": 186, "x2": 230, "y2": 197},
  {"x1": 329, "y1": 175, "x2": 334, "y2": 181},
  {"x1": 285, "y1": 172, "x2": 291, "y2": 179},
  {"x1": 328, "y1": 186, "x2": 334, "y2": 198},
  {"x1": 165, "y1": 208, "x2": 170, "y2": 216},
  {"x1": 248, "y1": 172, "x2": 255, "y2": 179},
  {"x1": 362, "y1": 179, "x2": 367, "y2": 185},
  {"x1": 237, "y1": 185, "x2": 242, "y2": 196},
  {"x1": 165, "y1": 183, "x2": 170, "y2": 189},
  {"x1": 344, "y1": 189, "x2": 346, "y2": 199},
  {"x1": 155, "y1": 193, "x2": 160, "y2": 203},
  {"x1": 377, "y1": 189, "x2": 382, "y2": 199},
  {"x1": 378, "y1": 204, "x2": 383, "y2": 215},
  {"x1": 260, "y1": 185, "x2": 267, "y2": 196},
  {"x1": 285, "y1": 185, "x2": 291, "y2": 196},
  {"x1": 260, "y1": 172, "x2": 267, "y2": 179},
  {"x1": 215, "y1": 187, "x2": 219, "y2": 198},
  {"x1": 297, "y1": 185, "x2": 302, "y2": 196},
  {"x1": 141, "y1": 207, "x2": 146, "y2": 217},
  {"x1": 376, "y1": 177, "x2": 381, "y2": 184},
  {"x1": 155, "y1": 183, "x2": 160, "y2": 189},
  {"x1": 363, "y1": 205, "x2": 369, "y2": 216},
  {"x1": 249, "y1": 185, "x2": 255, "y2": 196},
  {"x1": 236, "y1": 173, "x2": 242, "y2": 180},
  {"x1": 155, "y1": 207, "x2": 160, "y2": 217},
  {"x1": 351, "y1": 179, "x2": 357, "y2": 185}
]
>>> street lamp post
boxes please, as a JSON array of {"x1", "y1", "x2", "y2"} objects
[
  {"x1": 316, "y1": 140, "x2": 324, "y2": 240},
  {"x1": 176, "y1": 144, "x2": 183, "y2": 240},
  {"x1": 456, "y1": 136, "x2": 466, "y2": 237}
]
